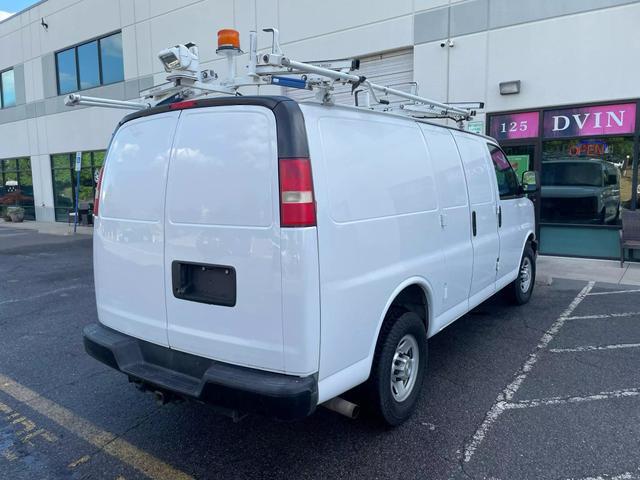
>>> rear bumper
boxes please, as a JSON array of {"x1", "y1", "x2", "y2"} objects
[{"x1": 83, "y1": 323, "x2": 318, "y2": 421}]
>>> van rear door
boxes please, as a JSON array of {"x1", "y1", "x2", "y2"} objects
[
  {"x1": 163, "y1": 106, "x2": 285, "y2": 372},
  {"x1": 94, "y1": 112, "x2": 179, "y2": 346}
]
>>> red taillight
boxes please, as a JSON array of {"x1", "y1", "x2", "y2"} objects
[
  {"x1": 93, "y1": 167, "x2": 104, "y2": 217},
  {"x1": 278, "y1": 158, "x2": 316, "y2": 227},
  {"x1": 169, "y1": 100, "x2": 197, "y2": 110}
]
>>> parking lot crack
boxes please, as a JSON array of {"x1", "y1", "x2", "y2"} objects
[
  {"x1": 461, "y1": 282, "x2": 595, "y2": 464},
  {"x1": 572, "y1": 355, "x2": 620, "y2": 377}
]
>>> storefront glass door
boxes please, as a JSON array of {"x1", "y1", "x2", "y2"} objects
[
  {"x1": 502, "y1": 144, "x2": 540, "y2": 231},
  {"x1": 0, "y1": 157, "x2": 35, "y2": 220},
  {"x1": 489, "y1": 101, "x2": 640, "y2": 259},
  {"x1": 51, "y1": 151, "x2": 105, "y2": 222}
]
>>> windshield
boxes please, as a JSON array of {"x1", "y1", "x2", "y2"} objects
[{"x1": 541, "y1": 162, "x2": 603, "y2": 187}]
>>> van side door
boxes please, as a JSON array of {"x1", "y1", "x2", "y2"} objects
[
  {"x1": 488, "y1": 144, "x2": 526, "y2": 286},
  {"x1": 451, "y1": 132, "x2": 500, "y2": 306},
  {"x1": 419, "y1": 123, "x2": 473, "y2": 329}
]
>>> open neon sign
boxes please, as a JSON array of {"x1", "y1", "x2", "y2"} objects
[{"x1": 568, "y1": 141, "x2": 608, "y2": 156}]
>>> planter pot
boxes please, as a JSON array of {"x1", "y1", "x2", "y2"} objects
[
  {"x1": 7, "y1": 207, "x2": 25, "y2": 223},
  {"x1": 9, "y1": 212, "x2": 24, "y2": 222}
]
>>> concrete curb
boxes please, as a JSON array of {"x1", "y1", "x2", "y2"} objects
[{"x1": 0, "y1": 220, "x2": 93, "y2": 236}]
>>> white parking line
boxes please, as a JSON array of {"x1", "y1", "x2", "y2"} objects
[
  {"x1": 0, "y1": 285, "x2": 86, "y2": 306},
  {"x1": 490, "y1": 469, "x2": 640, "y2": 480},
  {"x1": 588, "y1": 289, "x2": 640, "y2": 296},
  {"x1": 462, "y1": 281, "x2": 595, "y2": 463},
  {"x1": 567, "y1": 312, "x2": 640, "y2": 320},
  {"x1": 549, "y1": 343, "x2": 640, "y2": 353},
  {"x1": 505, "y1": 387, "x2": 640, "y2": 410},
  {"x1": 565, "y1": 467, "x2": 640, "y2": 480}
]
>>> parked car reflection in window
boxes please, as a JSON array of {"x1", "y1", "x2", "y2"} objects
[{"x1": 541, "y1": 158, "x2": 620, "y2": 224}]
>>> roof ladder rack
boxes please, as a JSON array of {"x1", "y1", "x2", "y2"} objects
[{"x1": 65, "y1": 28, "x2": 480, "y2": 127}]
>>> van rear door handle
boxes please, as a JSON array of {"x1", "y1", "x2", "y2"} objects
[
  {"x1": 472, "y1": 211, "x2": 477, "y2": 236},
  {"x1": 498, "y1": 205, "x2": 502, "y2": 228}
]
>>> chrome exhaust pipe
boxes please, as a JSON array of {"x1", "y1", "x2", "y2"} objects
[{"x1": 322, "y1": 397, "x2": 360, "y2": 419}]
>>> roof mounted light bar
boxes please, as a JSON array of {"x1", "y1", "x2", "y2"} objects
[{"x1": 64, "y1": 27, "x2": 478, "y2": 125}]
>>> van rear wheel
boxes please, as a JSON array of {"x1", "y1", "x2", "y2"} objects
[
  {"x1": 508, "y1": 243, "x2": 536, "y2": 305},
  {"x1": 365, "y1": 309, "x2": 427, "y2": 426}
]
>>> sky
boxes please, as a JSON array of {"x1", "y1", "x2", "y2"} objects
[{"x1": 0, "y1": 0, "x2": 39, "y2": 20}]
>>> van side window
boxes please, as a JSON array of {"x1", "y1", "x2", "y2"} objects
[{"x1": 489, "y1": 146, "x2": 519, "y2": 199}]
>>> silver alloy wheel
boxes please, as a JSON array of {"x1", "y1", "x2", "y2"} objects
[
  {"x1": 519, "y1": 256, "x2": 532, "y2": 293},
  {"x1": 390, "y1": 334, "x2": 419, "y2": 402}
]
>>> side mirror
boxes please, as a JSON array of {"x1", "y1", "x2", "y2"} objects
[{"x1": 521, "y1": 170, "x2": 538, "y2": 194}]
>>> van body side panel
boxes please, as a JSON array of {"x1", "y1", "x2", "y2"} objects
[
  {"x1": 418, "y1": 123, "x2": 473, "y2": 334},
  {"x1": 164, "y1": 106, "x2": 285, "y2": 372},
  {"x1": 94, "y1": 112, "x2": 180, "y2": 346},
  {"x1": 496, "y1": 195, "x2": 532, "y2": 284},
  {"x1": 302, "y1": 105, "x2": 446, "y2": 381},
  {"x1": 280, "y1": 228, "x2": 321, "y2": 375},
  {"x1": 451, "y1": 132, "x2": 500, "y2": 307}
]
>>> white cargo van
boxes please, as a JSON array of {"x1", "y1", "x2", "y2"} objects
[{"x1": 83, "y1": 96, "x2": 537, "y2": 425}]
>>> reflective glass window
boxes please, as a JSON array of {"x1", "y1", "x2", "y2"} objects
[
  {"x1": 51, "y1": 151, "x2": 106, "y2": 222},
  {"x1": 77, "y1": 41, "x2": 100, "y2": 89},
  {"x1": 57, "y1": 48, "x2": 78, "y2": 94},
  {"x1": 56, "y1": 32, "x2": 123, "y2": 94},
  {"x1": 1, "y1": 69, "x2": 16, "y2": 108},
  {"x1": 100, "y1": 33, "x2": 124, "y2": 85},
  {"x1": 542, "y1": 137, "x2": 633, "y2": 225},
  {"x1": 0, "y1": 157, "x2": 34, "y2": 220}
]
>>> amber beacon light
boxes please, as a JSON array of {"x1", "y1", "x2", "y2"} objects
[{"x1": 217, "y1": 29, "x2": 241, "y2": 52}]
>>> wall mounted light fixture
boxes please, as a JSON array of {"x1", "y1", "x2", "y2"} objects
[{"x1": 499, "y1": 80, "x2": 521, "y2": 95}]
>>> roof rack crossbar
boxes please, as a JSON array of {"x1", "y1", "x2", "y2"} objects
[
  {"x1": 64, "y1": 27, "x2": 480, "y2": 126},
  {"x1": 278, "y1": 57, "x2": 469, "y2": 117}
]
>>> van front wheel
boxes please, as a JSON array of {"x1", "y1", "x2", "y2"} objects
[
  {"x1": 508, "y1": 243, "x2": 536, "y2": 305},
  {"x1": 366, "y1": 309, "x2": 427, "y2": 426}
]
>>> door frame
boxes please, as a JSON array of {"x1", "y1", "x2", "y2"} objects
[{"x1": 499, "y1": 141, "x2": 541, "y2": 240}]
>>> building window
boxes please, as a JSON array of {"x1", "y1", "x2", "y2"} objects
[
  {"x1": 51, "y1": 151, "x2": 105, "y2": 222},
  {"x1": 77, "y1": 41, "x2": 100, "y2": 90},
  {"x1": 100, "y1": 33, "x2": 124, "y2": 85},
  {"x1": 541, "y1": 136, "x2": 633, "y2": 226},
  {"x1": 0, "y1": 69, "x2": 16, "y2": 108},
  {"x1": 56, "y1": 32, "x2": 124, "y2": 95},
  {"x1": 0, "y1": 157, "x2": 35, "y2": 220}
]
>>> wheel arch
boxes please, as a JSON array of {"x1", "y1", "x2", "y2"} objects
[
  {"x1": 366, "y1": 277, "x2": 433, "y2": 370},
  {"x1": 523, "y1": 230, "x2": 537, "y2": 256}
]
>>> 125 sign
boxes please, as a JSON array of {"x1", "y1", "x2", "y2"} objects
[
  {"x1": 499, "y1": 120, "x2": 529, "y2": 133},
  {"x1": 489, "y1": 111, "x2": 539, "y2": 140}
]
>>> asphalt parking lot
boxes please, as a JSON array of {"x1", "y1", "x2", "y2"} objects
[{"x1": 1, "y1": 226, "x2": 640, "y2": 480}]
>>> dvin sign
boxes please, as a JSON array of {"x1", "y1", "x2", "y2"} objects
[{"x1": 543, "y1": 103, "x2": 636, "y2": 138}]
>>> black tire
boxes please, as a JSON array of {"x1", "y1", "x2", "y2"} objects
[
  {"x1": 508, "y1": 243, "x2": 536, "y2": 305},
  {"x1": 365, "y1": 309, "x2": 428, "y2": 426}
]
